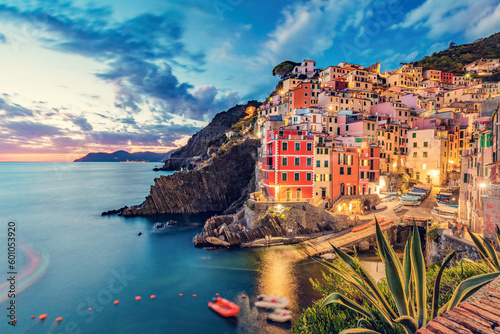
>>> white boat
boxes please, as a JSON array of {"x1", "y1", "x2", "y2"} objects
[
  {"x1": 431, "y1": 207, "x2": 456, "y2": 219},
  {"x1": 255, "y1": 295, "x2": 289, "y2": 309},
  {"x1": 393, "y1": 204, "x2": 405, "y2": 212},
  {"x1": 267, "y1": 308, "x2": 292, "y2": 323},
  {"x1": 400, "y1": 200, "x2": 421, "y2": 206},
  {"x1": 375, "y1": 203, "x2": 387, "y2": 210}
]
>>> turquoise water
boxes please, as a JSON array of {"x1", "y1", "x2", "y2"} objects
[{"x1": 0, "y1": 162, "x2": 322, "y2": 333}]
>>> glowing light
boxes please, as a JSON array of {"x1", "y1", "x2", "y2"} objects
[
  {"x1": 480, "y1": 183, "x2": 487, "y2": 188},
  {"x1": 449, "y1": 160, "x2": 454, "y2": 164},
  {"x1": 392, "y1": 162, "x2": 397, "y2": 168},
  {"x1": 422, "y1": 164, "x2": 426, "y2": 170}
]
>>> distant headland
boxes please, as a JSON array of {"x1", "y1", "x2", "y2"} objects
[{"x1": 74, "y1": 150, "x2": 175, "y2": 162}]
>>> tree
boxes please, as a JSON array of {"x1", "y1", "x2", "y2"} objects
[
  {"x1": 448, "y1": 42, "x2": 456, "y2": 49},
  {"x1": 272, "y1": 60, "x2": 300, "y2": 79}
]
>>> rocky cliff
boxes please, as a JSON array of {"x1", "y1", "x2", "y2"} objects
[
  {"x1": 122, "y1": 139, "x2": 259, "y2": 216},
  {"x1": 161, "y1": 100, "x2": 261, "y2": 171}
]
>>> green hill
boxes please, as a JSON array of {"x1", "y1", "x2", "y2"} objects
[{"x1": 414, "y1": 31, "x2": 500, "y2": 80}]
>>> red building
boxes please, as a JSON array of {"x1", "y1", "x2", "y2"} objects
[
  {"x1": 441, "y1": 72, "x2": 454, "y2": 84},
  {"x1": 289, "y1": 82, "x2": 313, "y2": 110},
  {"x1": 331, "y1": 147, "x2": 359, "y2": 197},
  {"x1": 262, "y1": 130, "x2": 315, "y2": 201},
  {"x1": 359, "y1": 146, "x2": 381, "y2": 194}
]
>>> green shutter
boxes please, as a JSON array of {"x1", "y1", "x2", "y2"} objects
[
  {"x1": 355, "y1": 137, "x2": 362, "y2": 143},
  {"x1": 480, "y1": 135, "x2": 485, "y2": 148},
  {"x1": 487, "y1": 133, "x2": 492, "y2": 147}
]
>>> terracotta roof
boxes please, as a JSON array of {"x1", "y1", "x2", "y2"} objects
[{"x1": 416, "y1": 277, "x2": 500, "y2": 334}]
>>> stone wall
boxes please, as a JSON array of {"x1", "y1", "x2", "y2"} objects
[{"x1": 428, "y1": 229, "x2": 481, "y2": 263}]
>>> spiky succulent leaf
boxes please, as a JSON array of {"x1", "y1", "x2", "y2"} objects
[
  {"x1": 394, "y1": 315, "x2": 418, "y2": 334},
  {"x1": 410, "y1": 221, "x2": 426, "y2": 328},
  {"x1": 319, "y1": 292, "x2": 373, "y2": 320},
  {"x1": 446, "y1": 272, "x2": 500, "y2": 310},
  {"x1": 432, "y1": 251, "x2": 456, "y2": 319}
]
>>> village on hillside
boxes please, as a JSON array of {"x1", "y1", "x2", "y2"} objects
[{"x1": 252, "y1": 58, "x2": 500, "y2": 240}]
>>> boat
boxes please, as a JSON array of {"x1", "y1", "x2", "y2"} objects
[
  {"x1": 166, "y1": 220, "x2": 178, "y2": 226},
  {"x1": 255, "y1": 295, "x2": 289, "y2": 309},
  {"x1": 437, "y1": 201, "x2": 458, "y2": 208},
  {"x1": 369, "y1": 217, "x2": 385, "y2": 226},
  {"x1": 267, "y1": 308, "x2": 292, "y2": 323},
  {"x1": 393, "y1": 204, "x2": 404, "y2": 212},
  {"x1": 375, "y1": 203, "x2": 387, "y2": 210},
  {"x1": 153, "y1": 222, "x2": 165, "y2": 231},
  {"x1": 400, "y1": 199, "x2": 421, "y2": 206},
  {"x1": 208, "y1": 296, "x2": 240, "y2": 317},
  {"x1": 382, "y1": 195, "x2": 397, "y2": 202},
  {"x1": 431, "y1": 207, "x2": 456, "y2": 219},
  {"x1": 352, "y1": 224, "x2": 368, "y2": 232},
  {"x1": 436, "y1": 195, "x2": 451, "y2": 201},
  {"x1": 380, "y1": 219, "x2": 394, "y2": 227}
]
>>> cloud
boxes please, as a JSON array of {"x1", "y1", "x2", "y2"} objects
[
  {"x1": 394, "y1": 0, "x2": 500, "y2": 39},
  {"x1": 70, "y1": 116, "x2": 93, "y2": 131},
  {"x1": 4, "y1": 121, "x2": 63, "y2": 139},
  {"x1": 0, "y1": 32, "x2": 5, "y2": 43},
  {"x1": 0, "y1": 97, "x2": 34, "y2": 117}
]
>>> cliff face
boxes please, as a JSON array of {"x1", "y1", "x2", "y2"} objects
[
  {"x1": 122, "y1": 139, "x2": 259, "y2": 216},
  {"x1": 161, "y1": 100, "x2": 261, "y2": 171}
]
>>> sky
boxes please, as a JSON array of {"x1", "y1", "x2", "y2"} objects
[{"x1": 0, "y1": 0, "x2": 499, "y2": 161}]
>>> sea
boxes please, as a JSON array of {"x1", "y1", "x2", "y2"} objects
[{"x1": 0, "y1": 162, "x2": 328, "y2": 334}]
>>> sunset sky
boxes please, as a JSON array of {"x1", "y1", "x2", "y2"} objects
[{"x1": 1, "y1": 0, "x2": 499, "y2": 161}]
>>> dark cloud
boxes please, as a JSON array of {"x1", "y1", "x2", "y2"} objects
[
  {"x1": 70, "y1": 116, "x2": 93, "y2": 131},
  {"x1": 0, "y1": 98, "x2": 34, "y2": 117},
  {"x1": 5, "y1": 121, "x2": 63, "y2": 139},
  {"x1": 0, "y1": 2, "x2": 240, "y2": 122}
]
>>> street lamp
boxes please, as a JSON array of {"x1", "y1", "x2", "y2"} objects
[{"x1": 479, "y1": 182, "x2": 487, "y2": 189}]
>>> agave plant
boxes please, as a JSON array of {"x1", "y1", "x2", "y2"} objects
[{"x1": 314, "y1": 218, "x2": 500, "y2": 334}]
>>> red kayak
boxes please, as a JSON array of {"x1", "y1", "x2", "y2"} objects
[{"x1": 208, "y1": 297, "x2": 240, "y2": 317}]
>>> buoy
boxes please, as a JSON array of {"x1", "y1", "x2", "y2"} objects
[
  {"x1": 192, "y1": 294, "x2": 197, "y2": 297},
  {"x1": 39, "y1": 314, "x2": 47, "y2": 320},
  {"x1": 114, "y1": 300, "x2": 119, "y2": 305},
  {"x1": 242, "y1": 294, "x2": 246, "y2": 298},
  {"x1": 56, "y1": 317, "x2": 63, "y2": 322},
  {"x1": 13, "y1": 319, "x2": 17, "y2": 323},
  {"x1": 215, "y1": 293, "x2": 219, "y2": 296},
  {"x1": 179, "y1": 293, "x2": 183, "y2": 296},
  {"x1": 88, "y1": 308, "x2": 92, "y2": 311},
  {"x1": 135, "y1": 296, "x2": 141, "y2": 300},
  {"x1": 150, "y1": 295, "x2": 156, "y2": 299},
  {"x1": 31, "y1": 316, "x2": 35, "y2": 319}
]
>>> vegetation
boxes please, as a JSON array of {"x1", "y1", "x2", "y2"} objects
[
  {"x1": 293, "y1": 219, "x2": 500, "y2": 334},
  {"x1": 272, "y1": 60, "x2": 300, "y2": 79},
  {"x1": 414, "y1": 32, "x2": 500, "y2": 74}
]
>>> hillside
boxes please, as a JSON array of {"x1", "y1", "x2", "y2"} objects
[
  {"x1": 414, "y1": 31, "x2": 500, "y2": 78},
  {"x1": 161, "y1": 100, "x2": 261, "y2": 171},
  {"x1": 74, "y1": 150, "x2": 174, "y2": 162}
]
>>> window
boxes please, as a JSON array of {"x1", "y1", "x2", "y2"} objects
[
  {"x1": 306, "y1": 173, "x2": 312, "y2": 181},
  {"x1": 360, "y1": 172, "x2": 365, "y2": 178},
  {"x1": 316, "y1": 160, "x2": 321, "y2": 167},
  {"x1": 306, "y1": 157, "x2": 312, "y2": 166},
  {"x1": 295, "y1": 157, "x2": 300, "y2": 166},
  {"x1": 347, "y1": 167, "x2": 352, "y2": 175},
  {"x1": 340, "y1": 167, "x2": 345, "y2": 175},
  {"x1": 423, "y1": 142, "x2": 428, "y2": 147},
  {"x1": 282, "y1": 173, "x2": 287, "y2": 181},
  {"x1": 412, "y1": 133, "x2": 416, "y2": 138},
  {"x1": 423, "y1": 152, "x2": 428, "y2": 157},
  {"x1": 282, "y1": 157, "x2": 287, "y2": 166},
  {"x1": 413, "y1": 142, "x2": 417, "y2": 148},
  {"x1": 413, "y1": 152, "x2": 417, "y2": 158},
  {"x1": 282, "y1": 142, "x2": 288, "y2": 151},
  {"x1": 294, "y1": 173, "x2": 300, "y2": 181},
  {"x1": 346, "y1": 125, "x2": 349, "y2": 132},
  {"x1": 324, "y1": 160, "x2": 328, "y2": 167},
  {"x1": 295, "y1": 142, "x2": 300, "y2": 151},
  {"x1": 306, "y1": 143, "x2": 312, "y2": 151}
]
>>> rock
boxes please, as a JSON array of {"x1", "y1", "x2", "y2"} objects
[
  {"x1": 358, "y1": 240, "x2": 370, "y2": 252},
  {"x1": 101, "y1": 206, "x2": 128, "y2": 216},
  {"x1": 161, "y1": 101, "x2": 261, "y2": 171},
  {"x1": 122, "y1": 139, "x2": 259, "y2": 216}
]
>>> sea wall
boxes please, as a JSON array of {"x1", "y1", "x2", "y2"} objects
[{"x1": 428, "y1": 229, "x2": 481, "y2": 263}]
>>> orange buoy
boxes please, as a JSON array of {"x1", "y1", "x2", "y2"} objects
[
  {"x1": 135, "y1": 296, "x2": 141, "y2": 300},
  {"x1": 215, "y1": 293, "x2": 219, "y2": 296},
  {"x1": 179, "y1": 293, "x2": 183, "y2": 296},
  {"x1": 242, "y1": 294, "x2": 246, "y2": 298},
  {"x1": 39, "y1": 314, "x2": 47, "y2": 320},
  {"x1": 88, "y1": 308, "x2": 92, "y2": 311},
  {"x1": 150, "y1": 295, "x2": 156, "y2": 299},
  {"x1": 56, "y1": 317, "x2": 63, "y2": 322},
  {"x1": 13, "y1": 319, "x2": 17, "y2": 323},
  {"x1": 31, "y1": 316, "x2": 35, "y2": 319},
  {"x1": 192, "y1": 294, "x2": 197, "y2": 297},
  {"x1": 114, "y1": 300, "x2": 119, "y2": 305}
]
